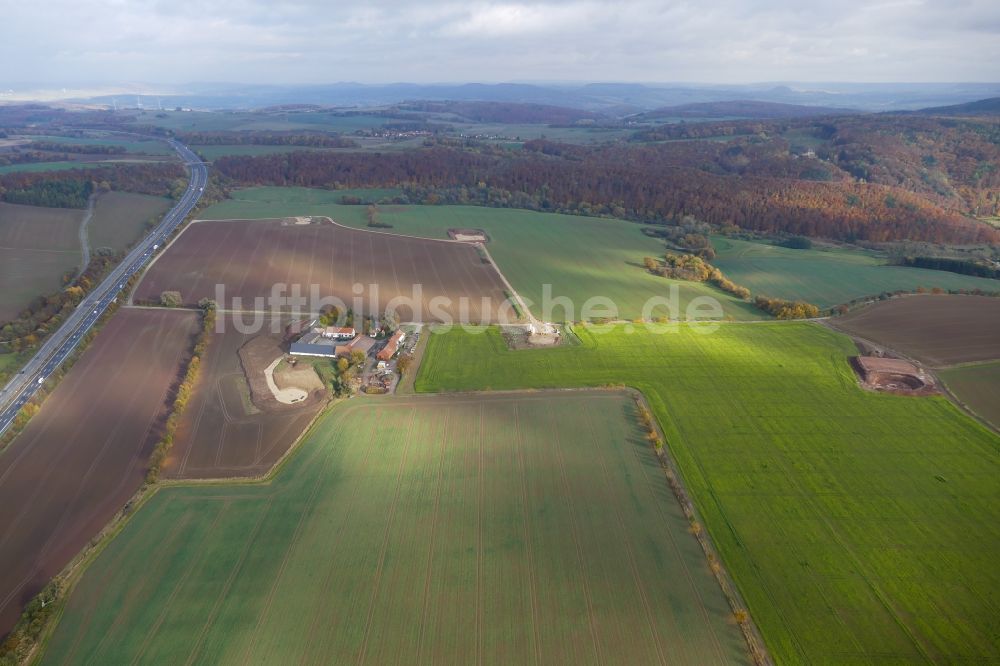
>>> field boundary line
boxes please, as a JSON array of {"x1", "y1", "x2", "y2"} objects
[
  {"x1": 195, "y1": 216, "x2": 481, "y2": 246},
  {"x1": 719, "y1": 379, "x2": 935, "y2": 663},
  {"x1": 30, "y1": 312, "x2": 193, "y2": 566},
  {"x1": 237, "y1": 432, "x2": 336, "y2": 663},
  {"x1": 476, "y1": 242, "x2": 535, "y2": 325},
  {"x1": 0, "y1": 311, "x2": 197, "y2": 632},
  {"x1": 822, "y1": 320, "x2": 1000, "y2": 436},
  {"x1": 582, "y1": 406, "x2": 672, "y2": 665},
  {"x1": 55, "y1": 496, "x2": 177, "y2": 666},
  {"x1": 126, "y1": 210, "x2": 195, "y2": 307},
  {"x1": 75, "y1": 194, "x2": 96, "y2": 280},
  {"x1": 631, "y1": 389, "x2": 774, "y2": 666},
  {"x1": 81, "y1": 507, "x2": 198, "y2": 662},
  {"x1": 935, "y1": 373, "x2": 1000, "y2": 435}
]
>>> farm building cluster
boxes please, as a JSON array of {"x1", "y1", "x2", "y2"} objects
[
  {"x1": 286, "y1": 320, "x2": 411, "y2": 394},
  {"x1": 288, "y1": 321, "x2": 406, "y2": 361}
]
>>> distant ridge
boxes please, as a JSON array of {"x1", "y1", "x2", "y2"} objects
[
  {"x1": 913, "y1": 97, "x2": 1000, "y2": 116},
  {"x1": 394, "y1": 100, "x2": 606, "y2": 124},
  {"x1": 632, "y1": 99, "x2": 859, "y2": 120}
]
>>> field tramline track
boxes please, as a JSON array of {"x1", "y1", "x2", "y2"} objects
[{"x1": 0, "y1": 137, "x2": 208, "y2": 438}]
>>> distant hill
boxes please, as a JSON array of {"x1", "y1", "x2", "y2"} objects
[
  {"x1": 394, "y1": 100, "x2": 606, "y2": 125},
  {"x1": 65, "y1": 82, "x2": 1000, "y2": 114},
  {"x1": 632, "y1": 100, "x2": 858, "y2": 121},
  {"x1": 914, "y1": 97, "x2": 1000, "y2": 116}
]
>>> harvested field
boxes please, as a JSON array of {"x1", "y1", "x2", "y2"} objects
[
  {"x1": 134, "y1": 218, "x2": 514, "y2": 323},
  {"x1": 939, "y1": 361, "x2": 1000, "y2": 430},
  {"x1": 89, "y1": 191, "x2": 171, "y2": 253},
  {"x1": 0, "y1": 308, "x2": 197, "y2": 635},
  {"x1": 415, "y1": 324, "x2": 1000, "y2": 663},
  {"x1": 831, "y1": 294, "x2": 1000, "y2": 366},
  {"x1": 0, "y1": 201, "x2": 83, "y2": 322},
  {"x1": 40, "y1": 391, "x2": 749, "y2": 665},
  {"x1": 166, "y1": 319, "x2": 325, "y2": 479}
]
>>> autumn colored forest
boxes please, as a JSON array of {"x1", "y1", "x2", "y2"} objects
[{"x1": 214, "y1": 115, "x2": 1000, "y2": 244}]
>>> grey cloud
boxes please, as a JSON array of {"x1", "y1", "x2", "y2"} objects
[{"x1": 1, "y1": 0, "x2": 997, "y2": 84}]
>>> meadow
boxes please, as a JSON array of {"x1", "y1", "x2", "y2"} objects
[
  {"x1": 202, "y1": 187, "x2": 762, "y2": 321},
  {"x1": 712, "y1": 236, "x2": 1000, "y2": 307},
  {"x1": 0, "y1": 202, "x2": 83, "y2": 321},
  {"x1": 414, "y1": 323, "x2": 1000, "y2": 664},
  {"x1": 40, "y1": 392, "x2": 748, "y2": 665}
]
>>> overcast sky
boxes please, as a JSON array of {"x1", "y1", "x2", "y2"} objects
[{"x1": 3, "y1": 0, "x2": 998, "y2": 85}]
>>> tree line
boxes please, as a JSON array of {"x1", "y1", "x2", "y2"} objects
[
  {"x1": 25, "y1": 141, "x2": 127, "y2": 155},
  {"x1": 0, "y1": 251, "x2": 118, "y2": 351},
  {"x1": 146, "y1": 303, "x2": 215, "y2": 483},
  {"x1": 895, "y1": 256, "x2": 999, "y2": 280},
  {"x1": 177, "y1": 131, "x2": 357, "y2": 148},
  {"x1": 0, "y1": 163, "x2": 184, "y2": 208}
]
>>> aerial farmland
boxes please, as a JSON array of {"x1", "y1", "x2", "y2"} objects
[
  {"x1": 2, "y1": 41, "x2": 1000, "y2": 666},
  {"x1": 0, "y1": 308, "x2": 198, "y2": 633},
  {"x1": 133, "y1": 217, "x2": 515, "y2": 323},
  {"x1": 40, "y1": 392, "x2": 750, "y2": 665}
]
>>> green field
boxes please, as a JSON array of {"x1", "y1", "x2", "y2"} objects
[
  {"x1": 415, "y1": 323, "x2": 1000, "y2": 663},
  {"x1": 0, "y1": 201, "x2": 83, "y2": 322},
  {"x1": 939, "y1": 361, "x2": 1000, "y2": 429},
  {"x1": 712, "y1": 236, "x2": 1000, "y2": 307},
  {"x1": 40, "y1": 392, "x2": 748, "y2": 665},
  {"x1": 202, "y1": 187, "x2": 762, "y2": 321},
  {"x1": 89, "y1": 191, "x2": 171, "y2": 253}
]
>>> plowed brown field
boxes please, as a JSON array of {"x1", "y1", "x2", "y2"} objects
[
  {"x1": 134, "y1": 219, "x2": 513, "y2": 323},
  {"x1": 166, "y1": 318, "x2": 324, "y2": 479},
  {"x1": 831, "y1": 294, "x2": 1000, "y2": 366},
  {"x1": 0, "y1": 308, "x2": 197, "y2": 634}
]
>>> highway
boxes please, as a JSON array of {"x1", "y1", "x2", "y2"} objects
[{"x1": 0, "y1": 138, "x2": 207, "y2": 437}]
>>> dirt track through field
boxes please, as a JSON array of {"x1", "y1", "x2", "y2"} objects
[
  {"x1": 0, "y1": 308, "x2": 197, "y2": 635},
  {"x1": 134, "y1": 219, "x2": 514, "y2": 323}
]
